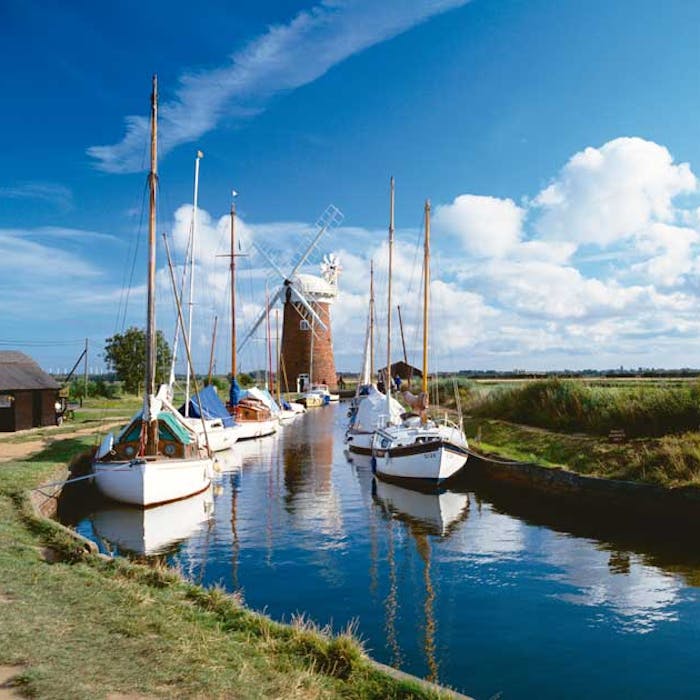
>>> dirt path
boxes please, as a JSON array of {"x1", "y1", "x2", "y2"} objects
[{"x1": 0, "y1": 421, "x2": 126, "y2": 463}]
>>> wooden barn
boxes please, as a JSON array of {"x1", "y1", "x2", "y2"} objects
[
  {"x1": 0, "y1": 352, "x2": 61, "y2": 432},
  {"x1": 378, "y1": 361, "x2": 423, "y2": 386}
]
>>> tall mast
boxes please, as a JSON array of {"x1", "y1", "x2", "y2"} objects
[
  {"x1": 275, "y1": 309, "x2": 281, "y2": 403},
  {"x1": 145, "y1": 74, "x2": 158, "y2": 402},
  {"x1": 184, "y1": 150, "x2": 203, "y2": 416},
  {"x1": 386, "y1": 176, "x2": 394, "y2": 416},
  {"x1": 265, "y1": 284, "x2": 272, "y2": 390},
  {"x1": 369, "y1": 259, "x2": 375, "y2": 380},
  {"x1": 230, "y1": 201, "x2": 237, "y2": 380},
  {"x1": 422, "y1": 200, "x2": 430, "y2": 413}
]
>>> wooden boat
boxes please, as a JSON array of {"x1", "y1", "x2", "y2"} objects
[
  {"x1": 372, "y1": 200, "x2": 468, "y2": 484},
  {"x1": 93, "y1": 76, "x2": 213, "y2": 506}
]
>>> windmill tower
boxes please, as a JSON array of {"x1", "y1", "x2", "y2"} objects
[{"x1": 239, "y1": 205, "x2": 344, "y2": 393}]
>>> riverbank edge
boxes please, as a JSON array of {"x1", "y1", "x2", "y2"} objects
[
  {"x1": 466, "y1": 439, "x2": 700, "y2": 522},
  {"x1": 20, "y1": 459, "x2": 472, "y2": 700}
]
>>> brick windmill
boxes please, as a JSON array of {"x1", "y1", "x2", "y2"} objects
[{"x1": 239, "y1": 205, "x2": 344, "y2": 393}]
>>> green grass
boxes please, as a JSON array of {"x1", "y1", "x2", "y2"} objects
[
  {"x1": 0, "y1": 437, "x2": 455, "y2": 699},
  {"x1": 466, "y1": 417, "x2": 700, "y2": 488},
  {"x1": 468, "y1": 378, "x2": 700, "y2": 438}
]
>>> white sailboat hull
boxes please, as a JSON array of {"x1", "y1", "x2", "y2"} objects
[
  {"x1": 183, "y1": 418, "x2": 238, "y2": 452},
  {"x1": 93, "y1": 457, "x2": 213, "y2": 507},
  {"x1": 278, "y1": 409, "x2": 298, "y2": 424},
  {"x1": 373, "y1": 423, "x2": 468, "y2": 483},
  {"x1": 346, "y1": 430, "x2": 374, "y2": 455},
  {"x1": 230, "y1": 419, "x2": 277, "y2": 441}
]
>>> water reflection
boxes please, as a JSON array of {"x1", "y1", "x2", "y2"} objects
[
  {"x1": 62, "y1": 404, "x2": 700, "y2": 700},
  {"x1": 91, "y1": 486, "x2": 214, "y2": 557}
]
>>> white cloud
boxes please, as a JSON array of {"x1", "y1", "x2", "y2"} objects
[
  {"x1": 632, "y1": 223, "x2": 698, "y2": 287},
  {"x1": 88, "y1": 0, "x2": 470, "y2": 173},
  {"x1": 534, "y1": 137, "x2": 696, "y2": 245},
  {"x1": 0, "y1": 182, "x2": 74, "y2": 211},
  {"x1": 433, "y1": 194, "x2": 525, "y2": 257}
]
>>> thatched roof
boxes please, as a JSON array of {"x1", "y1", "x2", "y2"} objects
[{"x1": 0, "y1": 352, "x2": 60, "y2": 391}]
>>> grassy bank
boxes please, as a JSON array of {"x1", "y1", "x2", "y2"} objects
[
  {"x1": 0, "y1": 437, "x2": 456, "y2": 699},
  {"x1": 468, "y1": 378, "x2": 700, "y2": 438},
  {"x1": 466, "y1": 417, "x2": 700, "y2": 488}
]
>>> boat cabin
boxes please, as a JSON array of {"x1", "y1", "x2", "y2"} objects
[{"x1": 106, "y1": 412, "x2": 197, "y2": 461}]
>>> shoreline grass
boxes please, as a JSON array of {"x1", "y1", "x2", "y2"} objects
[
  {"x1": 0, "y1": 434, "x2": 460, "y2": 699},
  {"x1": 466, "y1": 417, "x2": 700, "y2": 488}
]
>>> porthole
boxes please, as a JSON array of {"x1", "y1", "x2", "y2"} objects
[
  {"x1": 124, "y1": 445, "x2": 136, "y2": 457},
  {"x1": 164, "y1": 443, "x2": 176, "y2": 456}
]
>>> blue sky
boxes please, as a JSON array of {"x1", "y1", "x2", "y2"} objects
[{"x1": 2, "y1": 0, "x2": 700, "y2": 374}]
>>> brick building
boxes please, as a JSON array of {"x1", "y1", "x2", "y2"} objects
[
  {"x1": 0, "y1": 352, "x2": 61, "y2": 432},
  {"x1": 279, "y1": 274, "x2": 337, "y2": 393}
]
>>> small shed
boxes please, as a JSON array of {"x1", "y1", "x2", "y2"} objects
[
  {"x1": 378, "y1": 361, "x2": 423, "y2": 384},
  {"x1": 0, "y1": 352, "x2": 61, "y2": 432}
]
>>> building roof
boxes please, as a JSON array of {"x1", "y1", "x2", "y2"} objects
[
  {"x1": 378, "y1": 361, "x2": 423, "y2": 379},
  {"x1": 0, "y1": 352, "x2": 61, "y2": 391}
]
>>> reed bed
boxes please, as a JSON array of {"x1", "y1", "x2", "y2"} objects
[{"x1": 468, "y1": 378, "x2": 700, "y2": 438}]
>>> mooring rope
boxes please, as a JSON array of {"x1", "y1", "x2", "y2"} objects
[
  {"x1": 465, "y1": 446, "x2": 539, "y2": 466},
  {"x1": 30, "y1": 472, "x2": 95, "y2": 492}
]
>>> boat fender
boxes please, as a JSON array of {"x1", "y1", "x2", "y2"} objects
[{"x1": 371, "y1": 456, "x2": 377, "y2": 473}]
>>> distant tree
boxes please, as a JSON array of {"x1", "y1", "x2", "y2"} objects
[{"x1": 104, "y1": 327, "x2": 172, "y2": 395}]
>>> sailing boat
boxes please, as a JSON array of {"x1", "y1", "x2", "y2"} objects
[
  {"x1": 92, "y1": 76, "x2": 214, "y2": 506},
  {"x1": 371, "y1": 200, "x2": 469, "y2": 483},
  {"x1": 346, "y1": 178, "x2": 403, "y2": 454},
  {"x1": 176, "y1": 151, "x2": 237, "y2": 452},
  {"x1": 225, "y1": 201, "x2": 278, "y2": 440},
  {"x1": 346, "y1": 260, "x2": 402, "y2": 454}
]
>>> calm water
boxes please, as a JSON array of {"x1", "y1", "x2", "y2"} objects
[{"x1": 62, "y1": 404, "x2": 700, "y2": 699}]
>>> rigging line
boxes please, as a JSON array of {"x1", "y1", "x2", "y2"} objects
[{"x1": 116, "y1": 176, "x2": 149, "y2": 333}]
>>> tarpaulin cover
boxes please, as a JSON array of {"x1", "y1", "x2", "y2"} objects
[
  {"x1": 229, "y1": 378, "x2": 243, "y2": 407},
  {"x1": 182, "y1": 385, "x2": 235, "y2": 427}
]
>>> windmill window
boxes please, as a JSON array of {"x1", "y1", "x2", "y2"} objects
[{"x1": 300, "y1": 320, "x2": 311, "y2": 331}]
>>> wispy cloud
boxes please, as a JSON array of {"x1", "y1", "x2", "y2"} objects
[
  {"x1": 0, "y1": 182, "x2": 74, "y2": 211},
  {"x1": 87, "y1": 0, "x2": 470, "y2": 173}
]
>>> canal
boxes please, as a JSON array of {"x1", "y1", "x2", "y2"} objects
[{"x1": 60, "y1": 403, "x2": 700, "y2": 699}]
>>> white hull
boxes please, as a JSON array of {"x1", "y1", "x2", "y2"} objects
[
  {"x1": 183, "y1": 417, "x2": 238, "y2": 452},
  {"x1": 230, "y1": 419, "x2": 277, "y2": 441},
  {"x1": 373, "y1": 422, "x2": 468, "y2": 483},
  {"x1": 91, "y1": 487, "x2": 214, "y2": 555},
  {"x1": 345, "y1": 430, "x2": 374, "y2": 455},
  {"x1": 278, "y1": 409, "x2": 298, "y2": 424},
  {"x1": 93, "y1": 456, "x2": 213, "y2": 507}
]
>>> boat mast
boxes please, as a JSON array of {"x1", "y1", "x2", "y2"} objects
[
  {"x1": 265, "y1": 284, "x2": 272, "y2": 391},
  {"x1": 230, "y1": 201, "x2": 237, "y2": 381},
  {"x1": 422, "y1": 200, "x2": 430, "y2": 423},
  {"x1": 207, "y1": 315, "x2": 218, "y2": 385},
  {"x1": 144, "y1": 74, "x2": 158, "y2": 450},
  {"x1": 275, "y1": 309, "x2": 281, "y2": 403},
  {"x1": 185, "y1": 150, "x2": 203, "y2": 416},
  {"x1": 370, "y1": 259, "x2": 375, "y2": 381},
  {"x1": 386, "y1": 176, "x2": 394, "y2": 415},
  {"x1": 145, "y1": 76, "x2": 158, "y2": 401}
]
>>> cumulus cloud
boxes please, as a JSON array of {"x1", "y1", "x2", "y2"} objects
[
  {"x1": 533, "y1": 137, "x2": 696, "y2": 245},
  {"x1": 632, "y1": 223, "x2": 698, "y2": 287},
  {"x1": 433, "y1": 194, "x2": 525, "y2": 257},
  {"x1": 88, "y1": 0, "x2": 470, "y2": 173}
]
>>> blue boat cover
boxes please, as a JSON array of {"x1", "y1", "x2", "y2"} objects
[
  {"x1": 181, "y1": 385, "x2": 235, "y2": 427},
  {"x1": 229, "y1": 377, "x2": 243, "y2": 407}
]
